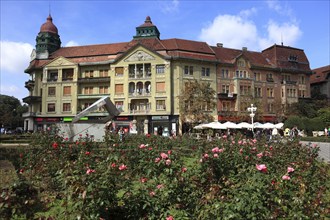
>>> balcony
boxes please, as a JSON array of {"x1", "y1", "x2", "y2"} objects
[
  {"x1": 128, "y1": 90, "x2": 151, "y2": 97},
  {"x1": 266, "y1": 77, "x2": 274, "y2": 82},
  {"x1": 78, "y1": 77, "x2": 110, "y2": 83},
  {"x1": 129, "y1": 102, "x2": 151, "y2": 115},
  {"x1": 77, "y1": 94, "x2": 107, "y2": 99},
  {"x1": 217, "y1": 93, "x2": 237, "y2": 100},
  {"x1": 25, "y1": 80, "x2": 35, "y2": 90},
  {"x1": 22, "y1": 95, "x2": 41, "y2": 104},
  {"x1": 128, "y1": 72, "x2": 152, "y2": 79},
  {"x1": 282, "y1": 80, "x2": 297, "y2": 85},
  {"x1": 129, "y1": 108, "x2": 151, "y2": 114}
]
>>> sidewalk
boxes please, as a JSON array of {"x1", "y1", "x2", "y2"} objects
[{"x1": 300, "y1": 141, "x2": 330, "y2": 162}]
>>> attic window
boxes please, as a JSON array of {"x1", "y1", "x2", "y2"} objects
[{"x1": 288, "y1": 55, "x2": 298, "y2": 62}]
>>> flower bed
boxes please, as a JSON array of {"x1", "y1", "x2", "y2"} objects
[{"x1": 0, "y1": 129, "x2": 329, "y2": 219}]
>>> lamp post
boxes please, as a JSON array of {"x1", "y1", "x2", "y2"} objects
[{"x1": 247, "y1": 104, "x2": 257, "y2": 133}]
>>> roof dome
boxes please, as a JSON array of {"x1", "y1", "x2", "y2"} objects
[{"x1": 40, "y1": 14, "x2": 58, "y2": 34}]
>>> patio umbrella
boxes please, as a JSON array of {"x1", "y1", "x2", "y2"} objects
[
  {"x1": 193, "y1": 123, "x2": 208, "y2": 130},
  {"x1": 222, "y1": 121, "x2": 240, "y2": 129},
  {"x1": 237, "y1": 122, "x2": 254, "y2": 129},
  {"x1": 205, "y1": 121, "x2": 227, "y2": 129},
  {"x1": 253, "y1": 122, "x2": 264, "y2": 128},
  {"x1": 274, "y1": 122, "x2": 284, "y2": 129},
  {"x1": 260, "y1": 122, "x2": 275, "y2": 129}
]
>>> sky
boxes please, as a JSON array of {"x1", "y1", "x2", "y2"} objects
[{"x1": 1, "y1": 0, "x2": 329, "y2": 103}]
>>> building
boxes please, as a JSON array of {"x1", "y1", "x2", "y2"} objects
[
  {"x1": 23, "y1": 15, "x2": 312, "y2": 134},
  {"x1": 310, "y1": 65, "x2": 330, "y2": 101}
]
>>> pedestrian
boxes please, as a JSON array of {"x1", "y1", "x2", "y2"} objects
[
  {"x1": 325, "y1": 127, "x2": 328, "y2": 136},
  {"x1": 119, "y1": 127, "x2": 124, "y2": 142}
]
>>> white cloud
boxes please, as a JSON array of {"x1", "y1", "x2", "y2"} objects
[
  {"x1": 266, "y1": 0, "x2": 293, "y2": 18},
  {"x1": 199, "y1": 7, "x2": 302, "y2": 51},
  {"x1": 65, "y1": 40, "x2": 79, "y2": 47},
  {"x1": 259, "y1": 20, "x2": 302, "y2": 48},
  {"x1": 0, "y1": 41, "x2": 33, "y2": 74},
  {"x1": 160, "y1": 0, "x2": 179, "y2": 13},
  {"x1": 199, "y1": 14, "x2": 259, "y2": 50}
]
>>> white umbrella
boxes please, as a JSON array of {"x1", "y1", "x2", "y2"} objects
[
  {"x1": 253, "y1": 122, "x2": 264, "y2": 128},
  {"x1": 274, "y1": 122, "x2": 284, "y2": 129},
  {"x1": 261, "y1": 122, "x2": 275, "y2": 129},
  {"x1": 222, "y1": 121, "x2": 240, "y2": 129},
  {"x1": 237, "y1": 122, "x2": 253, "y2": 129},
  {"x1": 193, "y1": 123, "x2": 208, "y2": 130},
  {"x1": 205, "y1": 121, "x2": 227, "y2": 129}
]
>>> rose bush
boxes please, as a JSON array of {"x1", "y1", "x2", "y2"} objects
[{"x1": 0, "y1": 129, "x2": 329, "y2": 219}]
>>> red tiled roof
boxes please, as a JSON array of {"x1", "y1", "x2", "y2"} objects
[
  {"x1": 262, "y1": 44, "x2": 311, "y2": 72},
  {"x1": 162, "y1": 38, "x2": 214, "y2": 54},
  {"x1": 310, "y1": 65, "x2": 330, "y2": 84}
]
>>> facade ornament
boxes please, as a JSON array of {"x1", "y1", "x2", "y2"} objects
[{"x1": 125, "y1": 50, "x2": 155, "y2": 62}]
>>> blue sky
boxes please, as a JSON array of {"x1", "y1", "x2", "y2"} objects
[{"x1": 1, "y1": 0, "x2": 329, "y2": 103}]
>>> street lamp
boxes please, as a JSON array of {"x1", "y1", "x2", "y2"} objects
[{"x1": 247, "y1": 104, "x2": 257, "y2": 133}]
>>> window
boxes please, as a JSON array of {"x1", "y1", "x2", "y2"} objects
[
  {"x1": 85, "y1": 70, "x2": 94, "y2": 78},
  {"x1": 48, "y1": 71, "x2": 58, "y2": 81},
  {"x1": 298, "y1": 89, "x2": 305, "y2": 98},
  {"x1": 47, "y1": 103, "x2": 55, "y2": 112},
  {"x1": 221, "y1": 69, "x2": 229, "y2": 78},
  {"x1": 99, "y1": 86, "x2": 109, "y2": 94},
  {"x1": 240, "y1": 85, "x2": 251, "y2": 95},
  {"x1": 156, "y1": 65, "x2": 165, "y2": 74},
  {"x1": 99, "y1": 69, "x2": 109, "y2": 77},
  {"x1": 237, "y1": 60, "x2": 245, "y2": 67},
  {"x1": 267, "y1": 88, "x2": 274, "y2": 97},
  {"x1": 63, "y1": 103, "x2": 71, "y2": 112},
  {"x1": 283, "y1": 74, "x2": 291, "y2": 82},
  {"x1": 156, "y1": 82, "x2": 165, "y2": 92},
  {"x1": 115, "y1": 67, "x2": 124, "y2": 77},
  {"x1": 266, "y1": 73, "x2": 273, "y2": 82},
  {"x1": 48, "y1": 87, "x2": 56, "y2": 96},
  {"x1": 62, "y1": 69, "x2": 73, "y2": 81},
  {"x1": 201, "y1": 67, "x2": 210, "y2": 77},
  {"x1": 84, "y1": 87, "x2": 93, "y2": 95},
  {"x1": 222, "y1": 101, "x2": 231, "y2": 111},
  {"x1": 299, "y1": 76, "x2": 305, "y2": 84},
  {"x1": 115, "y1": 101, "x2": 124, "y2": 110},
  {"x1": 63, "y1": 86, "x2": 71, "y2": 96},
  {"x1": 254, "y1": 72, "x2": 261, "y2": 81},
  {"x1": 115, "y1": 84, "x2": 124, "y2": 94},
  {"x1": 222, "y1": 84, "x2": 229, "y2": 93},
  {"x1": 184, "y1": 66, "x2": 193, "y2": 75},
  {"x1": 235, "y1": 70, "x2": 246, "y2": 78},
  {"x1": 287, "y1": 89, "x2": 296, "y2": 97},
  {"x1": 255, "y1": 87, "x2": 262, "y2": 98},
  {"x1": 156, "y1": 100, "x2": 166, "y2": 110},
  {"x1": 267, "y1": 103, "x2": 274, "y2": 113}
]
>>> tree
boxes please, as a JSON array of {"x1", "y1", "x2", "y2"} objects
[
  {"x1": 178, "y1": 79, "x2": 216, "y2": 132},
  {"x1": 0, "y1": 94, "x2": 28, "y2": 129}
]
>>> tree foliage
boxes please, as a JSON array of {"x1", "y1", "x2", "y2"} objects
[
  {"x1": 0, "y1": 94, "x2": 28, "y2": 129},
  {"x1": 178, "y1": 79, "x2": 216, "y2": 124}
]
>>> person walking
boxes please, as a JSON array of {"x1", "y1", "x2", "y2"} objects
[{"x1": 119, "y1": 127, "x2": 124, "y2": 142}]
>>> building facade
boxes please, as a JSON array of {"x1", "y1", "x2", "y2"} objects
[
  {"x1": 23, "y1": 15, "x2": 312, "y2": 134},
  {"x1": 310, "y1": 65, "x2": 330, "y2": 101}
]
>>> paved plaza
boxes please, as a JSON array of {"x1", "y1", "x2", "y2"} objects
[{"x1": 300, "y1": 141, "x2": 330, "y2": 162}]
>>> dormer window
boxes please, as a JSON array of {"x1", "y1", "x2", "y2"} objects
[{"x1": 288, "y1": 55, "x2": 298, "y2": 62}]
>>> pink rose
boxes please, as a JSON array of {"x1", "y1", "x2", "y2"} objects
[
  {"x1": 213, "y1": 153, "x2": 219, "y2": 158},
  {"x1": 257, "y1": 153, "x2": 263, "y2": 158},
  {"x1": 287, "y1": 167, "x2": 295, "y2": 173},
  {"x1": 149, "y1": 191, "x2": 155, "y2": 197},
  {"x1": 157, "y1": 184, "x2": 164, "y2": 189},
  {"x1": 165, "y1": 159, "x2": 171, "y2": 165},
  {"x1": 85, "y1": 151, "x2": 91, "y2": 155},
  {"x1": 203, "y1": 153, "x2": 209, "y2": 159},
  {"x1": 119, "y1": 164, "x2": 127, "y2": 171},
  {"x1": 256, "y1": 164, "x2": 267, "y2": 173},
  {"x1": 168, "y1": 150, "x2": 172, "y2": 155},
  {"x1": 181, "y1": 167, "x2": 187, "y2": 172},
  {"x1": 282, "y1": 175, "x2": 290, "y2": 180},
  {"x1": 139, "y1": 144, "x2": 146, "y2": 149},
  {"x1": 86, "y1": 168, "x2": 95, "y2": 175},
  {"x1": 239, "y1": 148, "x2": 243, "y2": 154},
  {"x1": 155, "y1": 157, "x2": 161, "y2": 163},
  {"x1": 111, "y1": 163, "x2": 116, "y2": 168},
  {"x1": 212, "y1": 147, "x2": 219, "y2": 153},
  {"x1": 166, "y1": 216, "x2": 174, "y2": 220},
  {"x1": 160, "y1": 152, "x2": 168, "y2": 159},
  {"x1": 140, "y1": 177, "x2": 148, "y2": 183}
]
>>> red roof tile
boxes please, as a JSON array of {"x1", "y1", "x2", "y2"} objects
[{"x1": 310, "y1": 65, "x2": 330, "y2": 84}]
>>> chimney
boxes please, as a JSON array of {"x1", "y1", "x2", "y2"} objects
[
  {"x1": 217, "y1": 43, "x2": 223, "y2": 48},
  {"x1": 242, "y1": 47, "x2": 247, "y2": 51}
]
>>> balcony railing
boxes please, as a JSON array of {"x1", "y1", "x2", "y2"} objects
[
  {"x1": 129, "y1": 72, "x2": 152, "y2": 79},
  {"x1": 217, "y1": 93, "x2": 237, "y2": 100},
  {"x1": 129, "y1": 109, "x2": 151, "y2": 114},
  {"x1": 78, "y1": 77, "x2": 110, "y2": 83},
  {"x1": 282, "y1": 80, "x2": 297, "y2": 85},
  {"x1": 128, "y1": 90, "x2": 151, "y2": 97},
  {"x1": 22, "y1": 96, "x2": 42, "y2": 104}
]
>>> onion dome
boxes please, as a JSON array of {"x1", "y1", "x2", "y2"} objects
[{"x1": 40, "y1": 14, "x2": 58, "y2": 34}]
